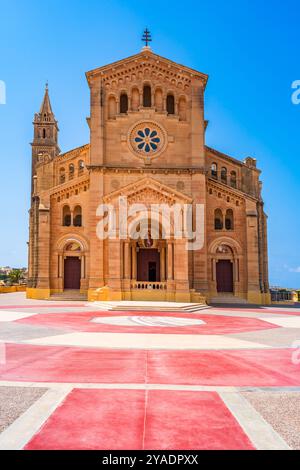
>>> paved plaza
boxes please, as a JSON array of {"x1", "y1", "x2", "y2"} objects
[{"x1": 0, "y1": 293, "x2": 299, "y2": 450}]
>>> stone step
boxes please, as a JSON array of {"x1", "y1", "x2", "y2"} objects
[
  {"x1": 209, "y1": 295, "x2": 248, "y2": 305},
  {"x1": 50, "y1": 291, "x2": 87, "y2": 302},
  {"x1": 93, "y1": 301, "x2": 209, "y2": 313}
]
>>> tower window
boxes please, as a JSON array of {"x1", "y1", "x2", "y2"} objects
[
  {"x1": 59, "y1": 168, "x2": 66, "y2": 184},
  {"x1": 78, "y1": 160, "x2": 85, "y2": 175},
  {"x1": 43, "y1": 128, "x2": 46, "y2": 139},
  {"x1": 211, "y1": 163, "x2": 218, "y2": 179},
  {"x1": 69, "y1": 164, "x2": 75, "y2": 179},
  {"x1": 143, "y1": 85, "x2": 151, "y2": 107},
  {"x1": 73, "y1": 205, "x2": 82, "y2": 227},
  {"x1": 62, "y1": 205, "x2": 71, "y2": 227},
  {"x1": 166, "y1": 94, "x2": 175, "y2": 115},
  {"x1": 221, "y1": 167, "x2": 227, "y2": 184},
  {"x1": 120, "y1": 93, "x2": 128, "y2": 113},
  {"x1": 230, "y1": 171, "x2": 237, "y2": 188},
  {"x1": 225, "y1": 209, "x2": 234, "y2": 230},
  {"x1": 214, "y1": 209, "x2": 223, "y2": 230}
]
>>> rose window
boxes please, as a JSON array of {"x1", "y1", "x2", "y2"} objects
[
  {"x1": 134, "y1": 128, "x2": 160, "y2": 153},
  {"x1": 128, "y1": 121, "x2": 167, "y2": 158}
]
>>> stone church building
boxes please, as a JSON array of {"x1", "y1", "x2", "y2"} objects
[{"x1": 27, "y1": 44, "x2": 270, "y2": 304}]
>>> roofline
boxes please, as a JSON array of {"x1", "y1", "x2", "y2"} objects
[
  {"x1": 85, "y1": 50, "x2": 208, "y2": 86},
  {"x1": 55, "y1": 143, "x2": 90, "y2": 161},
  {"x1": 205, "y1": 145, "x2": 261, "y2": 174}
]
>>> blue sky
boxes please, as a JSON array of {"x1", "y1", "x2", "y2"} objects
[{"x1": 0, "y1": 0, "x2": 299, "y2": 287}]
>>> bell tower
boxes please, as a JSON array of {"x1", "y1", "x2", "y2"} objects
[{"x1": 31, "y1": 84, "x2": 60, "y2": 191}]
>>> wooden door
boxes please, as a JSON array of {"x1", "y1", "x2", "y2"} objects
[
  {"x1": 137, "y1": 249, "x2": 160, "y2": 282},
  {"x1": 64, "y1": 257, "x2": 81, "y2": 290},
  {"x1": 216, "y1": 260, "x2": 233, "y2": 293}
]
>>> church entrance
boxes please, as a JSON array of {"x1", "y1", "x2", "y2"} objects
[
  {"x1": 137, "y1": 249, "x2": 160, "y2": 282},
  {"x1": 64, "y1": 257, "x2": 81, "y2": 290},
  {"x1": 216, "y1": 260, "x2": 234, "y2": 293}
]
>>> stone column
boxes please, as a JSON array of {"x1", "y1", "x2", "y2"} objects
[
  {"x1": 131, "y1": 245, "x2": 137, "y2": 280},
  {"x1": 160, "y1": 247, "x2": 166, "y2": 281},
  {"x1": 124, "y1": 242, "x2": 131, "y2": 279},
  {"x1": 81, "y1": 256, "x2": 85, "y2": 279},
  {"x1": 167, "y1": 242, "x2": 173, "y2": 281}
]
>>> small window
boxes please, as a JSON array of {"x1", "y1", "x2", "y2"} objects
[
  {"x1": 120, "y1": 93, "x2": 128, "y2": 113},
  {"x1": 214, "y1": 209, "x2": 223, "y2": 230},
  {"x1": 230, "y1": 171, "x2": 237, "y2": 188},
  {"x1": 59, "y1": 168, "x2": 66, "y2": 184},
  {"x1": 166, "y1": 94, "x2": 175, "y2": 115},
  {"x1": 221, "y1": 167, "x2": 227, "y2": 184},
  {"x1": 62, "y1": 205, "x2": 71, "y2": 226},
  {"x1": 143, "y1": 85, "x2": 151, "y2": 107},
  {"x1": 211, "y1": 163, "x2": 218, "y2": 179},
  {"x1": 73, "y1": 205, "x2": 82, "y2": 227},
  {"x1": 78, "y1": 160, "x2": 84, "y2": 175},
  {"x1": 69, "y1": 164, "x2": 75, "y2": 179},
  {"x1": 43, "y1": 128, "x2": 46, "y2": 139},
  {"x1": 225, "y1": 209, "x2": 234, "y2": 230}
]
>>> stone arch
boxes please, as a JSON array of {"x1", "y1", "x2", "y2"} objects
[
  {"x1": 56, "y1": 234, "x2": 89, "y2": 253},
  {"x1": 209, "y1": 237, "x2": 242, "y2": 257}
]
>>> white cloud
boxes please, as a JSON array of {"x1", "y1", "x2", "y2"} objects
[{"x1": 289, "y1": 266, "x2": 300, "y2": 273}]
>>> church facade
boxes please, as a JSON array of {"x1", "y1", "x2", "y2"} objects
[{"x1": 27, "y1": 46, "x2": 270, "y2": 304}]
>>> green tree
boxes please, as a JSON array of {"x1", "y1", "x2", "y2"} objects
[{"x1": 8, "y1": 269, "x2": 23, "y2": 285}]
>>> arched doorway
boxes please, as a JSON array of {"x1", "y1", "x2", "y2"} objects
[
  {"x1": 215, "y1": 244, "x2": 234, "y2": 294},
  {"x1": 64, "y1": 257, "x2": 81, "y2": 289},
  {"x1": 216, "y1": 260, "x2": 233, "y2": 293},
  {"x1": 63, "y1": 241, "x2": 82, "y2": 290},
  {"x1": 137, "y1": 248, "x2": 161, "y2": 282}
]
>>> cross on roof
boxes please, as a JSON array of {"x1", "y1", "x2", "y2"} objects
[{"x1": 142, "y1": 28, "x2": 152, "y2": 47}]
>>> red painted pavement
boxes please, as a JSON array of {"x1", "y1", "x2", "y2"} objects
[
  {"x1": 0, "y1": 304, "x2": 87, "y2": 309},
  {"x1": 1, "y1": 343, "x2": 299, "y2": 387},
  {"x1": 24, "y1": 389, "x2": 254, "y2": 450},
  {"x1": 147, "y1": 349, "x2": 300, "y2": 387},
  {"x1": 16, "y1": 311, "x2": 278, "y2": 335},
  {"x1": 0, "y1": 344, "x2": 146, "y2": 384}
]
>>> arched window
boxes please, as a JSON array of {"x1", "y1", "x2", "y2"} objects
[
  {"x1": 78, "y1": 160, "x2": 84, "y2": 175},
  {"x1": 221, "y1": 167, "x2": 227, "y2": 184},
  {"x1": 73, "y1": 206, "x2": 82, "y2": 227},
  {"x1": 214, "y1": 209, "x2": 223, "y2": 230},
  {"x1": 62, "y1": 205, "x2": 71, "y2": 227},
  {"x1": 211, "y1": 163, "x2": 218, "y2": 179},
  {"x1": 131, "y1": 88, "x2": 140, "y2": 111},
  {"x1": 120, "y1": 93, "x2": 128, "y2": 114},
  {"x1": 69, "y1": 164, "x2": 75, "y2": 179},
  {"x1": 43, "y1": 128, "x2": 46, "y2": 139},
  {"x1": 59, "y1": 168, "x2": 66, "y2": 184},
  {"x1": 143, "y1": 85, "x2": 151, "y2": 107},
  {"x1": 154, "y1": 88, "x2": 163, "y2": 111},
  {"x1": 108, "y1": 96, "x2": 117, "y2": 119},
  {"x1": 230, "y1": 171, "x2": 237, "y2": 188},
  {"x1": 166, "y1": 94, "x2": 175, "y2": 115},
  {"x1": 178, "y1": 97, "x2": 187, "y2": 121},
  {"x1": 225, "y1": 209, "x2": 234, "y2": 230}
]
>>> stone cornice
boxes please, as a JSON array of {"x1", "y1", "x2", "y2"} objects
[
  {"x1": 54, "y1": 144, "x2": 90, "y2": 164},
  {"x1": 205, "y1": 145, "x2": 261, "y2": 174},
  {"x1": 207, "y1": 179, "x2": 259, "y2": 203},
  {"x1": 86, "y1": 165, "x2": 206, "y2": 176},
  {"x1": 48, "y1": 177, "x2": 90, "y2": 198}
]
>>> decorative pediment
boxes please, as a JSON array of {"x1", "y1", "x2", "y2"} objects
[
  {"x1": 86, "y1": 50, "x2": 208, "y2": 89},
  {"x1": 103, "y1": 177, "x2": 192, "y2": 206}
]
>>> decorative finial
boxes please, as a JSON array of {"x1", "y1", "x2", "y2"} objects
[
  {"x1": 45, "y1": 81, "x2": 48, "y2": 90},
  {"x1": 142, "y1": 28, "x2": 152, "y2": 49}
]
